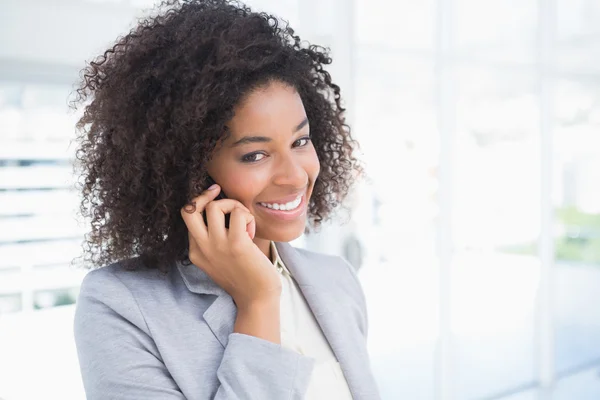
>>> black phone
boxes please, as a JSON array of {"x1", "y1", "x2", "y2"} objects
[{"x1": 202, "y1": 176, "x2": 230, "y2": 228}]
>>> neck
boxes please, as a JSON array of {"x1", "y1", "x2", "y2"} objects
[{"x1": 253, "y1": 237, "x2": 272, "y2": 261}]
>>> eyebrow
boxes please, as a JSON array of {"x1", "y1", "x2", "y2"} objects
[{"x1": 230, "y1": 117, "x2": 309, "y2": 147}]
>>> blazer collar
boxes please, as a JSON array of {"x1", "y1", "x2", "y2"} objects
[
  {"x1": 176, "y1": 242, "x2": 320, "y2": 297},
  {"x1": 175, "y1": 242, "x2": 314, "y2": 350},
  {"x1": 175, "y1": 241, "x2": 344, "y2": 344},
  {"x1": 176, "y1": 242, "x2": 375, "y2": 399}
]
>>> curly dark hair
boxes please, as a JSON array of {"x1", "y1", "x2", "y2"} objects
[{"x1": 72, "y1": 0, "x2": 362, "y2": 272}]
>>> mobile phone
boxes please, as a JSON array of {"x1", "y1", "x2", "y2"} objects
[{"x1": 202, "y1": 176, "x2": 230, "y2": 228}]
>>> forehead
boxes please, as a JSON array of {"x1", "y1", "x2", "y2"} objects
[{"x1": 227, "y1": 81, "x2": 306, "y2": 135}]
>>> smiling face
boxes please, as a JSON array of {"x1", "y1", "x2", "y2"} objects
[{"x1": 206, "y1": 80, "x2": 320, "y2": 254}]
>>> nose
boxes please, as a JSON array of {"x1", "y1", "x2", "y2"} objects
[{"x1": 272, "y1": 153, "x2": 308, "y2": 189}]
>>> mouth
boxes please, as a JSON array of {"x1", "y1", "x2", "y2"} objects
[{"x1": 256, "y1": 193, "x2": 307, "y2": 220}]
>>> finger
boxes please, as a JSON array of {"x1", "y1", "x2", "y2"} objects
[
  {"x1": 180, "y1": 186, "x2": 222, "y2": 241},
  {"x1": 205, "y1": 199, "x2": 251, "y2": 240},
  {"x1": 188, "y1": 184, "x2": 222, "y2": 210},
  {"x1": 229, "y1": 207, "x2": 256, "y2": 241},
  {"x1": 211, "y1": 199, "x2": 251, "y2": 213},
  {"x1": 181, "y1": 204, "x2": 208, "y2": 243},
  {"x1": 187, "y1": 231, "x2": 207, "y2": 267}
]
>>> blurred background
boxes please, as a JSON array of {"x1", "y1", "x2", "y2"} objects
[{"x1": 1, "y1": 0, "x2": 600, "y2": 399}]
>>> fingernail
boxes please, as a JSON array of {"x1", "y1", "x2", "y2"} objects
[{"x1": 208, "y1": 184, "x2": 218, "y2": 191}]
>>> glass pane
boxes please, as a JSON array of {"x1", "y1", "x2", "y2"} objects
[
  {"x1": 556, "y1": 0, "x2": 600, "y2": 74},
  {"x1": 0, "y1": 299, "x2": 84, "y2": 400},
  {"x1": 452, "y1": 66, "x2": 540, "y2": 399},
  {"x1": 557, "y1": 0, "x2": 600, "y2": 39},
  {"x1": 455, "y1": 0, "x2": 537, "y2": 64},
  {"x1": 0, "y1": 293, "x2": 22, "y2": 314},
  {"x1": 355, "y1": 51, "x2": 438, "y2": 399},
  {"x1": 499, "y1": 389, "x2": 541, "y2": 400},
  {"x1": 0, "y1": 82, "x2": 75, "y2": 143},
  {"x1": 355, "y1": 0, "x2": 435, "y2": 51},
  {"x1": 553, "y1": 367, "x2": 600, "y2": 400},
  {"x1": 553, "y1": 80, "x2": 600, "y2": 377},
  {"x1": 33, "y1": 287, "x2": 78, "y2": 310},
  {"x1": 1, "y1": 81, "x2": 80, "y2": 316},
  {"x1": 0, "y1": 268, "x2": 22, "y2": 315}
]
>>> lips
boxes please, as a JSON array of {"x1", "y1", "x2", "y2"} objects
[
  {"x1": 256, "y1": 193, "x2": 307, "y2": 221},
  {"x1": 258, "y1": 194, "x2": 303, "y2": 211},
  {"x1": 258, "y1": 191, "x2": 305, "y2": 204}
]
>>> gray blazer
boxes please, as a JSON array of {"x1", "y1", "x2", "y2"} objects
[{"x1": 74, "y1": 242, "x2": 381, "y2": 400}]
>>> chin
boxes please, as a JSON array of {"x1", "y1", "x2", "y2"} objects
[{"x1": 255, "y1": 220, "x2": 306, "y2": 243}]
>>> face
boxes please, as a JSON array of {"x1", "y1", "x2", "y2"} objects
[{"x1": 206, "y1": 80, "x2": 320, "y2": 250}]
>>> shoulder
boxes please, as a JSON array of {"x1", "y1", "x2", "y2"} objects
[
  {"x1": 293, "y1": 246, "x2": 343, "y2": 265},
  {"x1": 75, "y1": 258, "x2": 176, "y2": 333},
  {"x1": 79, "y1": 259, "x2": 171, "y2": 301},
  {"x1": 291, "y1": 245, "x2": 366, "y2": 305},
  {"x1": 294, "y1": 246, "x2": 360, "y2": 283}
]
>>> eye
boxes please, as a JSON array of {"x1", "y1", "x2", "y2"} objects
[
  {"x1": 241, "y1": 152, "x2": 267, "y2": 163},
  {"x1": 293, "y1": 136, "x2": 311, "y2": 148}
]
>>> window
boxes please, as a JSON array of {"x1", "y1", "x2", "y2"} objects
[{"x1": 0, "y1": 82, "x2": 84, "y2": 314}]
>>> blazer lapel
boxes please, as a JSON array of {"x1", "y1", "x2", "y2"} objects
[
  {"x1": 276, "y1": 242, "x2": 375, "y2": 400},
  {"x1": 176, "y1": 260, "x2": 237, "y2": 348},
  {"x1": 177, "y1": 244, "x2": 378, "y2": 399}
]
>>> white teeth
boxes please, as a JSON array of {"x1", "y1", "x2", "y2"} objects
[{"x1": 260, "y1": 195, "x2": 302, "y2": 211}]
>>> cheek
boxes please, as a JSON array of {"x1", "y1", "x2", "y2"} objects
[
  {"x1": 307, "y1": 148, "x2": 321, "y2": 181},
  {"x1": 223, "y1": 171, "x2": 267, "y2": 206}
]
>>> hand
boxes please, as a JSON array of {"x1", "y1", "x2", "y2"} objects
[{"x1": 180, "y1": 185, "x2": 282, "y2": 309}]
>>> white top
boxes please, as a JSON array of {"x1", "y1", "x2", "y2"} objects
[{"x1": 270, "y1": 242, "x2": 353, "y2": 400}]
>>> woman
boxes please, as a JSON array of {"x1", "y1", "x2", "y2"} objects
[{"x1": 72, "y1": 0, "x2": 380, "y2": 399}]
